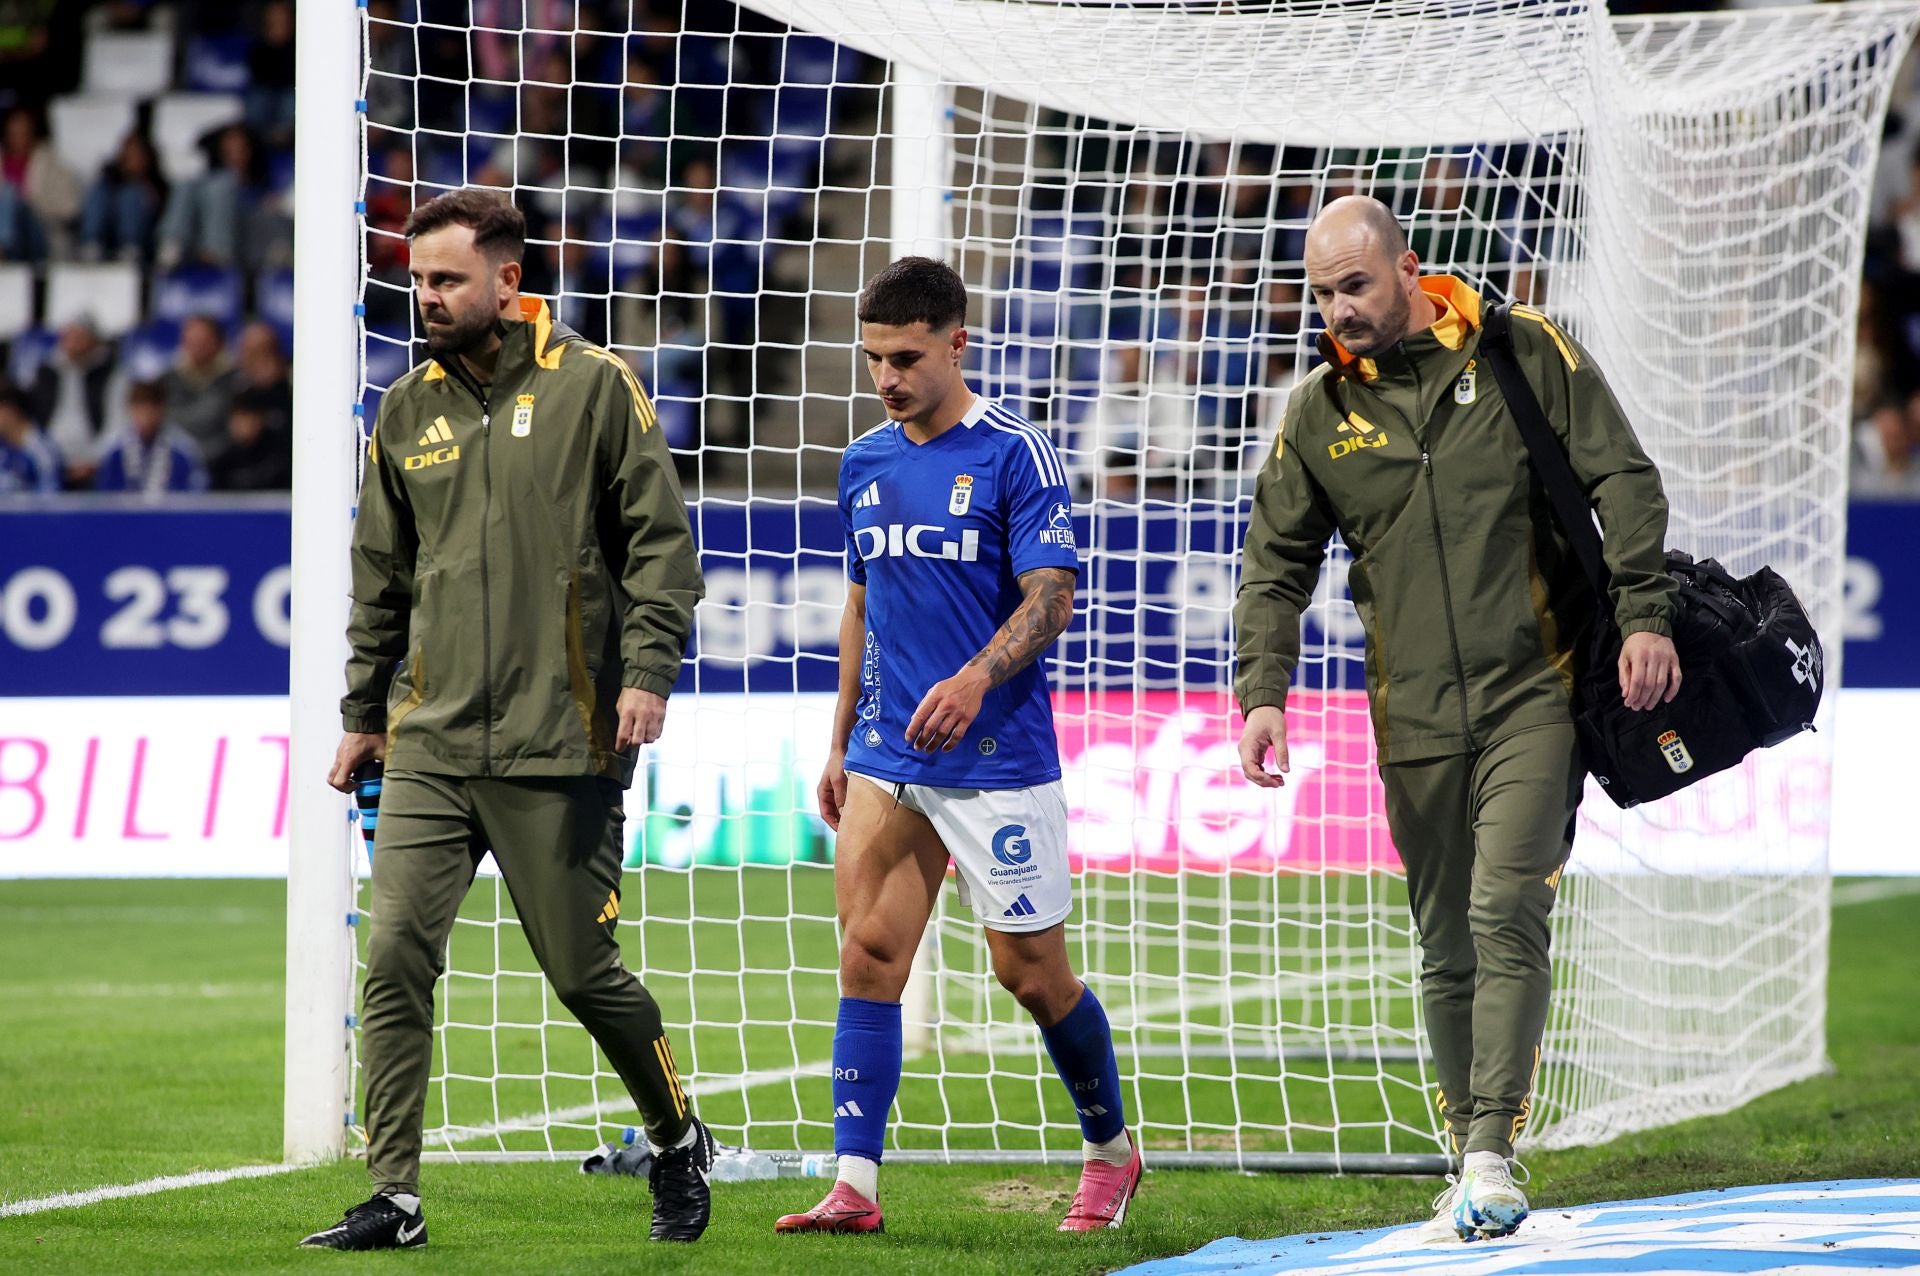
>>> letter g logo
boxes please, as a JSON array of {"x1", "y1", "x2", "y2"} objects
[{"x1": 991, "y1": 824, "x2": 1031, "y2": 866}]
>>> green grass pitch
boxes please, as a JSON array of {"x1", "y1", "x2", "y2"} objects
[{"x1": 1, "y1": 877, "x2": 1915, "y2": 1274}]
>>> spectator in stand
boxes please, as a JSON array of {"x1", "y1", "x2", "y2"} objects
[
  {"x1": 208, "y1": 387, "x2": 290, "y2": 491},
  {"x1": 157, "y1": 124, "x2": 280, "y2": 270},
  {"x1": 235, "y1": 320, "x2": 292, "y2": 436},
  {"x1": 247, "y1": 1, "x2": 297, "y2": 150},
  {"x1": 162, "y1": 315, "x2": 239, "y2": 456},
  {"x1": 1853, "y1": 277, "x2": 1920, "y2": 494},
  {"x1": 0, "y1": 2, "x2": 82, "y2": 115},
  {"x1": 661, "y1": 157, "x2": 764, "y2": 446},
  {"x1": 30, "y1": 318, "x2": 128, "y2": 487},
  {"x1": 94, "y1": 380, "x2": 207, "y2": 497},
  {"x1": 79, "y1": 132, "x2": 168, "y2": 262},
  {"x1": 0, "y1": 386, "x2": 59, "y2": 494},
  {"x1": 0, "y1": 105, "x2": 78, "y2": 260}
]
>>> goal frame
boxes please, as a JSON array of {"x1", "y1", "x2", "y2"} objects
[{"x1": 285, "y1": 0, "x2": 1918, "y2": 1171}]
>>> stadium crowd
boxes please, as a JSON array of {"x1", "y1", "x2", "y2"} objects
[
  {"x1": 0, "y1": 0, "x2": 1915, "y2": 503},
  {"x1": 0, "y1": 0, "x2": 294, "y2": 496}
]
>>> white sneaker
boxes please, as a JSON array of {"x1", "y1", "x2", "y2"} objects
[
  {"x1": 1411, "y1": 1176, "x2": 1465, "y2": 1244},
  {"x1": 1451, "y1": 1155, "x2": 1529, "y2": 1240}
]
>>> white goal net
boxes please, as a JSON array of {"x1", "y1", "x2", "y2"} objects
[{"x1": 308, "y1": 0, "x2": 1920, "y2": 1168}]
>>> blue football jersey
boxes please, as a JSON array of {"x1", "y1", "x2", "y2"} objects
[{"x1": 839, "y1": 394, "x2": 1080, "y2": 789}]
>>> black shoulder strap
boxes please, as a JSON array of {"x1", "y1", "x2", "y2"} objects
[{"x1": 1478, "y1": 301, "x2": 1611, "y2": 605}]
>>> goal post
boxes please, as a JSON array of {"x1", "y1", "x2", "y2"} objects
[
  {"x1": 290, "y1": 0, "x2": 1920, "y2": 1171},
  {"x1": 283, "y1": 0, "x2": 366, "y2": 1165}
]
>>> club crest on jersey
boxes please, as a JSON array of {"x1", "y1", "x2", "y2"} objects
[
  {"x1": 949, "y1": 473, "x2": 974, "y2": 516},
  {"x1": 1455, "y1": 362, "x2": 1477, "y2": 405},
  {"x1": 1656, "y1": 729, "x2": 1694, "y2": 775},
  {"x1": 511, "y1": 393, "x2": 535, "y2": 437}
]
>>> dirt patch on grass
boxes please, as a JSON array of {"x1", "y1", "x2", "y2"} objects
[{"x1": 976, "y1": 1175, "x2": 1076, "y2": 1212}]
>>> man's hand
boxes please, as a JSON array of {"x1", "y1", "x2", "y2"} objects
[
  {"x1": 616, "y1": 687, "x2": 668, "y2": 749},
  {"x1": 1618, "y1": 631, "x2": 1682, "y2": 712},
  {"x1": 818, "y1": 750, "x2": 850, "y2": 832},
  {"x1": 905, "y1": 667, "x2": 990, "y2": 753},
  {"x1": 328, "y1": 731, "x2": 386, "y2": 793},
  {"x1": 1238, "y1": 705, "x2": 1290, "y2": 788}
]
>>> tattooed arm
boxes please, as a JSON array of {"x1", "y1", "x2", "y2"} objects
[{"x1": 904, "y1": 567, "x2": 1077, "y2": 752}]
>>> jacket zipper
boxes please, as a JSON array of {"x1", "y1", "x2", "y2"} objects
[
  {"x1": 440, "y1": 358, "x2": 497, "y2": 775},
  {"x1": 1421, "y1": 448, "x2": 1476, "y2": 751},
  {"x1": 479, "y1": 395, "x2": 493, "y2": 775}
]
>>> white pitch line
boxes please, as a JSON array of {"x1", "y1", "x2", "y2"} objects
[
  {"x1": 430, "y1": 1059, "x2": 824, "y2": 1145},
  {"x1": 1832, "y1": 877, "x2": 1920, "y2": 908},
  {"x1": 0, "y1": 1163, "x2": 306, "y2": 1218}
]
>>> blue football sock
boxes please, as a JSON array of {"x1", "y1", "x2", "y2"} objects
[
  {"x1": 831, "y1": 996, "x2": 902, "y2": 1163},
  {"x1": 1040, "y1": 985, "x2": 1126, "y2": 1144}
]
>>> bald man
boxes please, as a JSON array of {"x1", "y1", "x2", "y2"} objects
[{"x1": 1233, "y1": 198, "x2": 1679, "y2": 1242}]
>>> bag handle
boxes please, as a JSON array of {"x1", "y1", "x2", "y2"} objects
[{"x1": 1477, "y1": 302, "x2": 1611, "y2": 608}]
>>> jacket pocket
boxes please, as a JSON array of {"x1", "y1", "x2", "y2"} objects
[
  {"x1": 562, "y1": 570, "x2": 613, "y2": 758},
  {"x1": 388, "y1": 568, "x2": 437, "y2": 735}
]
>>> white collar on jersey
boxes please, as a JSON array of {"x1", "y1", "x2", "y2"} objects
[{"x1": 958, "y1": 393, "x2": 987, "y2": 429}]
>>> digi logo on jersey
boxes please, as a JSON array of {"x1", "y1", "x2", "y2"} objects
[
  {"x1": 991, "y1": 824, "x2": 1033, "y2": 867},
  {"x1": 1039, "y1": 501, "x2": 1076, "y2": 549},
  {"x1": 852, "y1": 523, "x2": 981, "y2": 562}
]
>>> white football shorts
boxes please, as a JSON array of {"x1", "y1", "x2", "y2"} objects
[{"x1": 845, "y1": 770, "x2": 1072, "y2": 932}]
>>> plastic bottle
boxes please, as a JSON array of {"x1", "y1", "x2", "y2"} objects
[{"x1": 709, "y1": 1150, "x2": 831, "y2": 1181}]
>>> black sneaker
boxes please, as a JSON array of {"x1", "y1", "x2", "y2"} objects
[
  {"x1": 648, "y1": 1117, "x2": 715, "y2": 1242},
  {"x1": 299, "y1": 1193, "x2": 428, "y2": 1250}
]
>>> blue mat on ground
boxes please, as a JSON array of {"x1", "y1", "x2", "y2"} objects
[{"x1": 1117, "y1": 1178, "x2": 1920, "y2": 1275}]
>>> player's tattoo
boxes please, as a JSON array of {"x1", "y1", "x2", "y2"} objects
[{"x1": 965, "y1": 567, "x2": 1075, "y2": 690}]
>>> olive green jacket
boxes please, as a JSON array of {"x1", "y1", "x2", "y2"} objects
[
  {"x1": 341, "y1": 296, "x2": 702, "y2": 784},
  {"x1": 1234, "y1": 277, "x2": 1674, "y2": 763}
]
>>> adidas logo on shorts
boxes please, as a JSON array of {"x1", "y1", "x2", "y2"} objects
[{"x1": 1003, "y1": 894, "x2": 1037, "y2": 919}]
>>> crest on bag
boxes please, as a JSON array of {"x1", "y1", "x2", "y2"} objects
[
  {"x1": 949, "y1": 473, "x2": 974, "y2": 516},
  {"x1": 512, "y1": 393, "x2": 535, "y2": 437},
  {"x1": 1656, "y1": 729, "x2": 1694, "y2": 774}
]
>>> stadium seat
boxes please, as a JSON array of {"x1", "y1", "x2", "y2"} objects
[
  {"x1": 183, "y1": 32, "x2": 252, "y2": 93},
  {"x1": 7, "y1": 327, "x2": 57, "y2": 385},
  {"x1": 0, "y1": 263, "x2": 33, "y2": 343},
  {"x1": 119, "y1": 319, "x2": 182, "y2": 382},
  {"x1": 152, "y1": 264, "x2": 244, "y2": 329},
  {"x1": 153, "y1": 93, "x2": 246, "y2": 184},
  {"x1": 256, "y1": 267, "x2": 295, "y2": 349},
  {"x1": 83, "y1": 30, "x2": 176, "y2": 99},
  {"x1": 45, "y1": 262, "x2": 144, "y2": 338},
  {"x1": 48, "y1": 95, "x2": 138, "y2": 189}
]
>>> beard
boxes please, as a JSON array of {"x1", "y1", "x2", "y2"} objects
[
  {"x1": 1335, "y1": 287, "x2": 1413, "y2": 357},
  {"x1": 420, "y1": 303, "x2": 497, "y2": 357}
]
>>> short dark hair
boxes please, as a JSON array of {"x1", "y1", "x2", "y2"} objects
[
  {"x1": 403, "y1": 187, "x2": 527, "y2": 266},
  {"x1": 857, "y1": 256, "x2": 968, "y2": 331},
  {"x1": 0, "y1": 386, "x2": 29, "y2": 417},
  {"x1": 128, "y1": 380, "x2": 165, "y2": 407}
]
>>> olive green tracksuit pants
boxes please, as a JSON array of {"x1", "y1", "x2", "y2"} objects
[
  {"x1": 361, "y1": 771, "x2": 693, "y2": 1195},
  {"x1": 1379, "y1": 722, "x2": 1585, "y2": 1161}
]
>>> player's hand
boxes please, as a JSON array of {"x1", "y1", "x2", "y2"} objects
[
  {"x1": 616, "y1": 687, "x2": 668, "y2": 749},
  {"x1": 906, "y1": 667, "x2": 990, "y2": 752},
  {"x1": 1238, "y1": 706, "x2": 1290, "y2": 788},
  {"x1": 818, "y1": 751, "x2": 850, "y2": 832},
  {"x1": 328, "y1": 731, "x2": 386, "y2": 793},
  {"x1": 1618, "y1": 631, "x2": 1681, "y2": 712}
]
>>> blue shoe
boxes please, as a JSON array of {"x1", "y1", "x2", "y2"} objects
[{"x1": 1451, "y1": 1157, "x2": 1529, "y2": 1240}]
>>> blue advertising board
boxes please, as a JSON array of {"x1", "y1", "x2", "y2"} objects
[
  {"x1": 0, "y1": 499, "x2": 293, "y2": 696},
  {"x1": 2, "y1": 497, "x2": 1915, "y2": 694}
]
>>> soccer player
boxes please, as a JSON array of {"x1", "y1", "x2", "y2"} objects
[
  {"x1": 303, "y1": 188, "x2": 713, "y2": 1250},
  {"x1": 774, "y1": 257, "x2": 1142, "y2": 1236}
]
